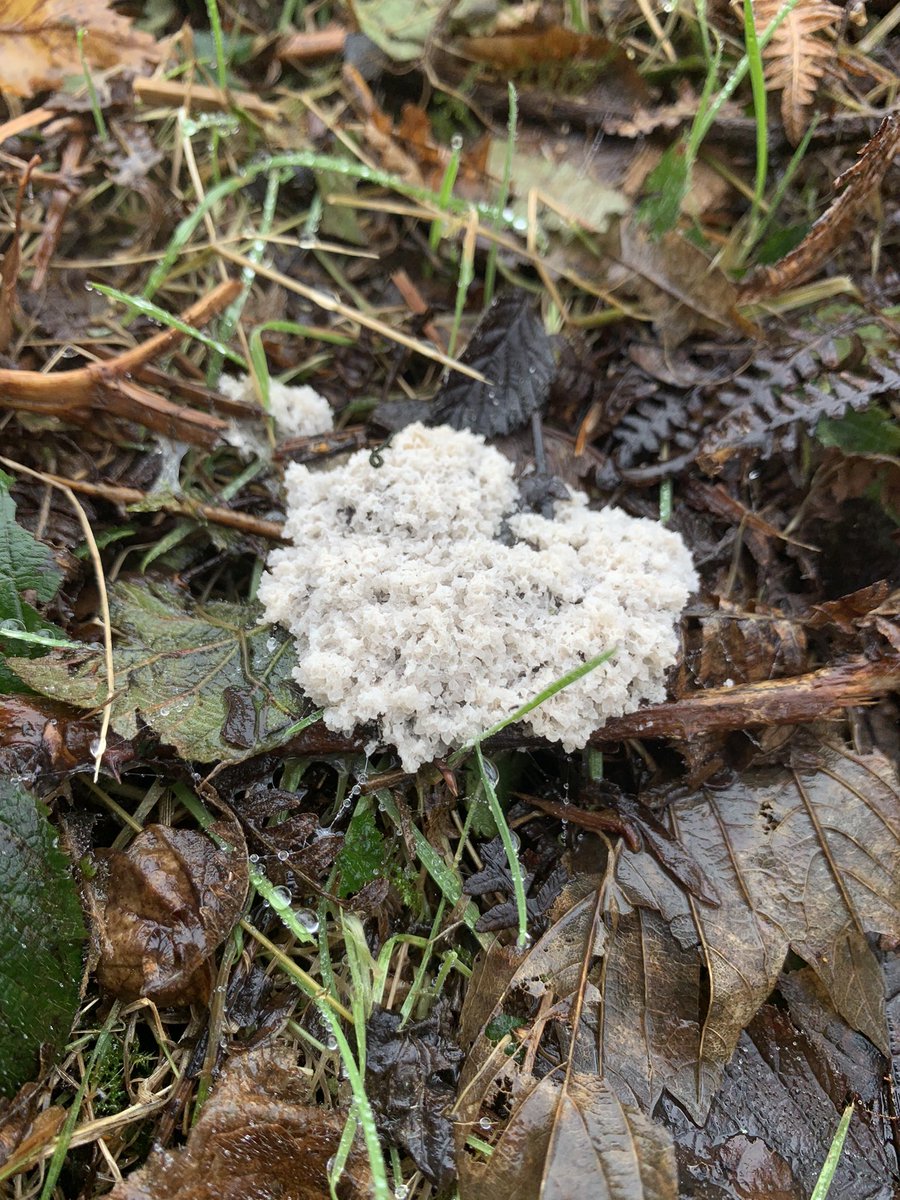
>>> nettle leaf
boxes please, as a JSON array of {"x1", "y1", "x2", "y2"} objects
[
  {"x1": 0, "y1": 780, "x2": 85, "y2": 1097},
  {"x1": 430, "y1": 293, "x2": 556, "y2": 437},
  {"x1": 0, "y1": 471, "x2": 64, "y2": 693},
  {"x1": 11, "y1": 580, "x2": 308, "y2": 763}
]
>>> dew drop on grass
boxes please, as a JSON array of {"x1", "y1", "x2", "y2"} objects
[{"x1": 295, "y1": 908, "x2": 319, "y2": 934}]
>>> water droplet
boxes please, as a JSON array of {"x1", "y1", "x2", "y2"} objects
[
  {"x1": 249, "y1": 853, "x2": 259, "y2": 863},
  {"x1": 276, "y1": 849, "x2": 288, "y2": 861},
  {"x1": 481, "y1": 758, "x2": 499, "y2": 788},
  {"x1": 266, "y1": 636, "x2": 278, "y2": 652},
  {"x1": 326, "y1": 1034, "x2": 338, "y2": 1050},
  {"x1": 450, "y1": 133, "x2": 464, "y2": 151},
  {"x1": 89, "y1": 737, "x2": 102, "y2": 757},
  {"x1": 0, "y1": 618, "x2": 24, "y2": 631},
  {"x1": 508, "y1": 830, "x2": 520, "y2": 851},
  {"x1": 394, "y1": 1186, "x2": 409, "y2": 1200},
  {"x1": 159, "y1": 706, "x2": 170, "y2": 717},
  {"x1": 479, "y1": 1116, "x2": 492, "y2": 1130},
  {"x1": 295, "y1": 908, "x2": 319, "y2": 934},
  {"x1": 270, "y1": 885, "x2": 292, "y2": 910},
  {"x1": 326, "y1": 1156, "x2": 336, "y2": 1174}
]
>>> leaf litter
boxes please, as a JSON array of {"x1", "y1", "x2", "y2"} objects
[{"x1": 0, "y1": 0, "x2": 898, "y2": 1196}]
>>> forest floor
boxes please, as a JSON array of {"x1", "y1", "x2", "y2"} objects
[{"x1": 0, "y1": 1, "x2": 899, "y2": 1198}]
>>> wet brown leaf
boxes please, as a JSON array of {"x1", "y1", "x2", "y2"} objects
[
  {"x1": 109, "y1": 1048, "x2": 372, "y2": 1199},
  {"x1": 662, "y1": 984, "x2": 896, "y2": 1199},
  {"x1": 0, "y1": 0, "x2": 159, "y2": 98},
  {"x1": 0, "y1": 695, "x2": 133, "y2": 784},
  {"x1": 0, "y1": 1083, "x2": 64, "y2": 1171},
  {"x1": 456, "y1": 889, "x2": 679, "y2": 1199},
  {"x1": 680, "y1": 602, "x2": 808, "y2": 690},
  {"x1": 459, "y1": 1073, "x2": 678, "y2": 1200},
  {"x1": 610, "y1": 738, "x2": 900, "y2": 1117},
  {"x1": 95, "y1": 823, "x2": 248, "y2": 1006},
  {"x1": 753, "y1": 0, "x2": 842, "y2": 144}
]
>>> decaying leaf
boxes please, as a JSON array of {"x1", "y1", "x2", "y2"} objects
[
  {"x1": 613, "y1": 222, "x2": 755, "y2": 347},
  {"x1": 0, "y1": 1083, "x2": 65, "y2": 1172},
  {"x1": 663, "y1": 987, "x2": 896, "y2": 1198},
  {"x1": 0, "y1": 695, "x2": 133, "y2": 783},
  {"x1": 10, "y1": 580, "x2": 309, "y2": 763},
  {"x1": 0, "y1": 780, "x2": 85, "y2": 1097},
  {"x1": 741, "y1": 113, "x2": 900, "y2": 300},
  {"x1": 458, "y1": 1072, "x2": 678, "y2": 1200},
  {"x1": 366, "y1": 1005, "x2": 463, "y2": 1185},
  {"x1": 428, "y1": 293, "x2": 557, "y2": 437},
  {"x1": 109, "y1": 1048, "x2": 372, "y2": 1199},
  {"x1": 753, "y1": 0, "x2": 842, "y2": 145},
  {"x1": 458, "y1": 738, "x2": 900, "y2": 1144},
  {"x1": 94, "y1": 822, "x2": 248, "y2": 1005},
  {"x1": 455, "y1": 891, "x2": 680, "y2": 1199},
  {"x1": 0, "y1": 0, "x2": 159, "y2": 98}
]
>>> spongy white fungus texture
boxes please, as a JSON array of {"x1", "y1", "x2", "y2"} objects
[
  {"x1": 259, "y1": 423, "x2": 698, "y2": 771},
  {"x1": 220, "y1": 372, "x2": 333, "y2": 454}
]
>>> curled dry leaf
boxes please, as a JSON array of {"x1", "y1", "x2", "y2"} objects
[
  {"x1": 0, "y1": 0, "x2": 159, "y2": 98},
  {"x1": 109, "y1": 1048, "x2": 372, "y2": 1200},
  {"x1": 95, "y1": 822, "x2": 248, "y2": 1006}
]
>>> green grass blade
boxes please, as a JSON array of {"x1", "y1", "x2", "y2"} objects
[{"x1": 810, "y1": 1103, "x2": 853, "y2": 1200}]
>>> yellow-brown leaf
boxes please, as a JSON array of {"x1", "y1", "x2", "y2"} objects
[{"x1": 0, "y1": 0, "x2": 158, "y2": 98}]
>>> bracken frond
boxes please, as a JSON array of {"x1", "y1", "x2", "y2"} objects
[{"x1": 753, "y1": 0, "x2": 843, "y2": 144}]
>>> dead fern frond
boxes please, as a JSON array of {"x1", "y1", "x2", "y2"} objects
[{"x1": 754, "y1": 0, "x2": 843, "y2": 144}]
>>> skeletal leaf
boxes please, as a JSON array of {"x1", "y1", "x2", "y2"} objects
[{"x1": 753, "y1": 0, "x2": 842, "y2": 144}]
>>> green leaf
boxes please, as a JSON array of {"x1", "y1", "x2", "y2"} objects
[
  {"x1": 635, "y1": 139, "x2": 690, "y2": 238},
  {"x1": 0, "y1": 472, "x2": 65, "y2": 693},
  {"x1": 11, "y1": 580, "x2": 309, "y2": 763},
  {"x1": 0, "y1": 780, "x2": 85, "y2": 1097},
  {"x1": 337, "y1": 798, "x2": 386, "y2": 897},
  {"x1": 817, "y1": 407, "x2": 900, "y2": 455}
]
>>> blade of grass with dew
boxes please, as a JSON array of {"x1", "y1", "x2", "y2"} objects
[
  {"x1": 141, "y1": 152, "x2": 520, "y2": 304},
  {"x1": 241, "y1": 919, "x2": 390, "y2": 1200},
  {"x1": 473, "y1": 742, "x2": 530, "y2": 947},
  {"x1": 88, "y1": 283, "x2": 248, "y2": 368},
  {"x1": 450, "y1": 647, "x2": 616, "y2": 946},
  {"x1": 0, "y1": 627, "x2": 77, "y2": 649},
  {"x1": 76, "y1": 29, "x2": 107, "y2": 141},
  {"x1": 810, "y1": 1103, "x2": 854, "y2": 1200},
  {"x1": 208, "y1": 167, "x2": 283, "y2": 386},
  {"x1": 448, "y1": 210, "x2": 478, "y2": 358},
  {"x1": 376, "y1": 790, "x2": 482, "y2": 933},
  {"x1": 484, "y1": 83, "x2": 518, "y2": 307},
  {"x1": 204, "y1": 0, "x2": 229, "y2": 92},
  {"x1": 454, "y1": 646, "x2": 616, "y2": 755},
  {"x1": 428, "y1": 135, "x2": 464, "y2": 253}
]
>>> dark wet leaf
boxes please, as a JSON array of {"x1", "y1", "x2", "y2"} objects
[
  {"x1": 0, "y1": 471, "x2": 64, "y2": 693},
  {"x1": 662, "y1": 988, "x2": 896, "y2": 1199},
  {"x1": 680, "y1": 602, "x2": 808, "y2": 689},
  {"x1": 456, "y1": 890, "x2": 678, "y2": 1198},
  {"x1": 108, "y1": 1048, "x2": 372, "y2": 1199},
  {"x1": 464, "y1": 838, "x2": 568, "y2": 933},
  {"x1": 429, "y1": 294, "x2": 556, "y2": 437},
  {"x1": 0, "y1": 780, "x2": 85, "y2": 1097},
  {"x1": 0, "y1": 695, "x2": 133, "y2": 784},
  {"x1": 608, "y1": 738, "x2": 900, "y2": 1118},
  {"x1": 11, "y1": 580, "x2": 308, "y2": 763},
  {"x1": 94, "y1": 822, "x2": 248, "y2": 1006},
  {"x1": 366, "y1": 1005, "x2": 463, "y2": 1185}
]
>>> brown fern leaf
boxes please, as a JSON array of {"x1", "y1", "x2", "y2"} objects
[{"x1": 754, "y1": 0, "x2": 842, "y2": 144}]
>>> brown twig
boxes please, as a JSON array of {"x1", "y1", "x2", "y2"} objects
[
  {"x1": 588, "y1": 654, "x2": 900, "y2": 744},
  {"x1": 0, "y1": 279, "x2": 241, "y2": 446},
  {"x1": 33, "y1": 474, "x2": 287, "y2": 541}
]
